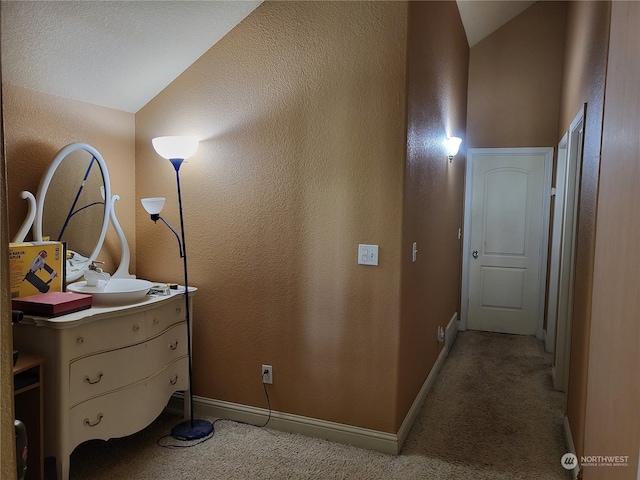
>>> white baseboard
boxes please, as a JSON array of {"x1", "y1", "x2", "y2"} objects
[
  {"x1": 169, "y1": 393, "x2": 399, "y2": 454},
  {"x1": 563, "y1": 415, "x2": 580, "y2": 480},
  {"x1": 445, "y1": 312, "x2": 459, "y2": 351},
  {"x1": 396, "y1": 332, "x2": 450, "y2": 451},
  {"x1": 168, "y1": 312, "x2": 457, "y2": 456}
]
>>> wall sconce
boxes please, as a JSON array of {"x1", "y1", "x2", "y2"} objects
[
  {"x1": 141, "y1": 135, "x2": 214, "y2": 442},
  {"x1": 443, "y1": 136, "x2": 462, "y2": 162}
]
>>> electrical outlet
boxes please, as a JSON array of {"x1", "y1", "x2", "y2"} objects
[
  {"x1": 262, "y1": 365, "x2": 273, "y2": 384},
  {"x1": 437, "y1": 326, "x2": 445, "y2": 343}
]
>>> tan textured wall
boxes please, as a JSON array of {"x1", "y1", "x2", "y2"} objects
[
  {"x1": 1, "y1": 40, "x2": 18, "y2": 476},
  {"x1": 136, "y1": 1, "x2": 407, "y2": 432},
  {"x1": 583, "y1": 2, "x2": 639, "y2": 477},
  {"x1": 466, "y1": 1, "x2": 567, "y2": 149},
  {"x1": 557, "y1": 1, "x2": 610, "y2": 461},
  {"x1": 2, "y1": 85, "x2": 136, "y2": 276},
  {"x1": 397, "y1": 1, "x2": 468, "y2": 427}
]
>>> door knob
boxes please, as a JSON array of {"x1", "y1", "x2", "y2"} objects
[{"x1": 472, "y1": 250, "x2": 479, "y2": 259}]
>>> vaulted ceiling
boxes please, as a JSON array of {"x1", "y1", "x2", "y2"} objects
[{"x1": 1, "y1": 1, "x2": 533, "y2": 113}]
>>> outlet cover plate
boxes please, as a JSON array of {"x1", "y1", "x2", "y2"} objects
[{"x1": 358, "y1": 244, "x2": 379, "y2": 266}]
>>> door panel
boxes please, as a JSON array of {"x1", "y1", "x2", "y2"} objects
[
  {"x1": 484, "y1": 169, "x2": 529, "y2": 255},
  {"x1": 481, "y1": 266, "x2": 525, "y2": 309},
  {"x1": 466, "y1": 149, "x2": 551, "y2": 335}
]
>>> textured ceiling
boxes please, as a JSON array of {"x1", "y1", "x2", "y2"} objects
[
  {"x1": 1, "y1": 1, "x2": 532, "y2": 113},
  {"x1": 1, "y1": 1, "x2": 262, "y2": 113}
]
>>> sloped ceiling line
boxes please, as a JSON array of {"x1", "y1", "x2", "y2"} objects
[{"x1": 1, "y1": 0, "x2": 533, "y2": 113}]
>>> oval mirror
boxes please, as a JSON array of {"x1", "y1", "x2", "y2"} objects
[{"x1": 33, "y1": 143, "x2": 112, "y2": 282}]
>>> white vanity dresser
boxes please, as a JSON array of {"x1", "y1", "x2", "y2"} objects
[
  {"x1": 13, "y1": 290, "x2": 191, "y2": 480},
  {"x1": 10, "y1": 143, "x2": 194, "y2": 480}
]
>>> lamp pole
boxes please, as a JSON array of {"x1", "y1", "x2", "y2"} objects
[
  {"x1": 169, "y1": 158, "x2": 213, "y2": 440},
  {"x1": 146, "y1": 136, "x2": 212, "y2": 440},
  {"x1": 171, "y1": 158, "x2": 196, "y2": 434}
]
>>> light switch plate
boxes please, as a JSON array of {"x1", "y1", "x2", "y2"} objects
[{"x1": 358, "y1": 244, "x2": 379, "y2": 266}]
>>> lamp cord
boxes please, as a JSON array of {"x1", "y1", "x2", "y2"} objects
[{"x1": 156, "y1": 381, "x2": 272, "y2": 448}]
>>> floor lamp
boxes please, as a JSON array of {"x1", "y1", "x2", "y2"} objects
[{"x1": 141, "y1": 135, "x2": 214, "y2": 441}]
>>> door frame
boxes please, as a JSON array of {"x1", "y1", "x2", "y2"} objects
[
  {"x1": 545, "y1": 133, "x2": 568, "y2": 353},
  {"x1": 460, "y1": 147, "x2": 553, "y2": 337},
  {"x1": 552, "y1": 106, "x2": 585, "y2": 392}
]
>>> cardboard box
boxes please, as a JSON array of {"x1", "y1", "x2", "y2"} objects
[
  {"x1": 12, "y1": 292, "x2": 92, "y2": 317},
  {"x1": 9, "y1": 242, "x2": 65, "y2": 299}
]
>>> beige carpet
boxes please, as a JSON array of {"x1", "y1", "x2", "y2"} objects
[{"x1": 67, "y1": 331, "x2": 570, "y2": 479}]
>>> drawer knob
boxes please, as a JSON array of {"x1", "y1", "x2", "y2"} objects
[
  {"x1": 133, "y1": 324, "x2": 140, "y2": 332},
  {"x1": 169, "y1": 341, "x2": 179, "y2": 351},
  {"x1": 83, "y1": 372, "x2": 104, "y2": 385},
  {"x1": 153, "y1": 318, "x2": 160, "y2": 325},
  {"x1": 83, "y1": 413, "x2": 104, "y2": 427},
  {"x1": 170, "y1": 375, "x2": 178, "y2": 385},
  {"x1": 77, "y1": 337, "x2": 84, "y2": 344}
]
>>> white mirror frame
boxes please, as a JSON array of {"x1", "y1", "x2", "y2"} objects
[{"x1": 13, "y1": 142, "x2": 133, "y2": 282}]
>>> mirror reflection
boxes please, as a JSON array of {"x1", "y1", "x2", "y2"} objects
[{"x1": 42, "y1": 148, "x2": 106, "y2": 273}]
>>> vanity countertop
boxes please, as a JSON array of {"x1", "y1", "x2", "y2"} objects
[{"x1": 19, "y1": 285, "x2": 196, "y2": 329}]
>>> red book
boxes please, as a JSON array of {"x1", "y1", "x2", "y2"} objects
[{"x1": 12, "y1": 292, "x2": 92, "y2": 317}]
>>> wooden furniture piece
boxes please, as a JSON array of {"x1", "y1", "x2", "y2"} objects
[
  {"x1": 13, "y1": 353, "x2": 45, "y2": 480},
  {"x1": 12, "y1": 290, "x2": 191, "y2": 480}
]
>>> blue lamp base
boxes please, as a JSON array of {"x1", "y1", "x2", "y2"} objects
[{"x1": 171, "y1": 419, "x2": 214, "y2": 441}]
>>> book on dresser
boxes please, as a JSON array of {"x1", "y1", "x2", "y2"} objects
[{"x1": 11, "y1": 291, "x2": 92, "y2": 317}]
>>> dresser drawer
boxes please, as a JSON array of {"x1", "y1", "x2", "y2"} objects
[
  {"x1": 69, "y1": 342, "x2": 148, "y2": 407},
  {"x1": 69, "y1": 323, "x2": 187, "y2": 406},
  {"x1": 69, "y1": 357, "x2": 189, "y2": 449},
  {"x1": 146, "y1": 297, "x2": 187, "y2": 337},
  {"x1": 62, "y1": 313, "x2": 146, "y2": 360},
  {"x1": 147, "y1": 322, "x2": 188, "y2": 369}
]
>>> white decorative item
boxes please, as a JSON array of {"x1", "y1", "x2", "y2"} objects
[
  {"x1": 109, "y1": 195, "x2": 136, "y2": 279},
  {"x1": 12, "y1": 191, "x2": 37, "y2": 243},
  {"x1": 13, "y1": 143, "x2": 135, "y2": 282},
  {"x1": 67, "y1": 278, "x2": 153, "y2": 306}
]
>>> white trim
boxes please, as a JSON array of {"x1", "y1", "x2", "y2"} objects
[
  {"x1": 553, "y1": 106, "x2": 585, "y2": 392},
  {"x1": 167, "y1": 393, "x2": 399, "y2": 454},
  {"x1": 546, "y1": 132, "x2": 569, "y2": 353},
  {"x1": 461, "y1": 147, "x2": 553, "y2": 338},
  {"x1": 168, "y1": 319, "x2": 456, "y2": 455},
  {"x1": 445, "y1": 312, "x2": 459, "y2": 351},
  {"x1": 396, "y1": 334, "x2": 450, "y2": 451},
  {"x1": 538, "y1": 148, "x2": 554, "y2": 340},
  {"x1": 563, "y1": 415, "x2": 580, "y2": 480},
  {"x1": 460, "y1": 155, "x2": 474, "y2": 331},
  {"x1": 195, "y1": 396, "x2": 400, "y2": 454}
]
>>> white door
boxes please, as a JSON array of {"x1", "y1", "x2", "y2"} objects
[{"x1": 463, "y1": 148, "x2": 552, "y2": 336}]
